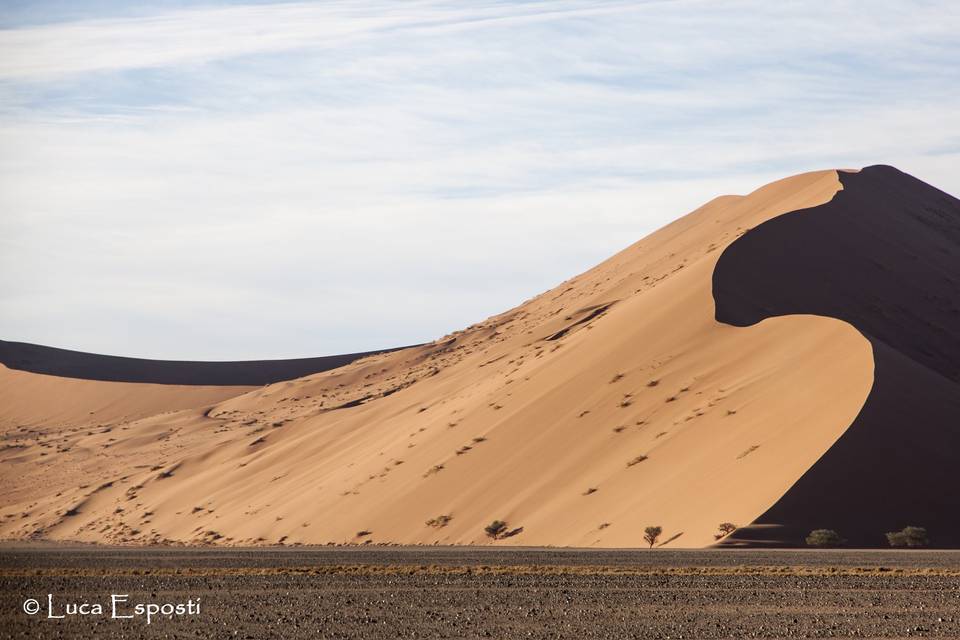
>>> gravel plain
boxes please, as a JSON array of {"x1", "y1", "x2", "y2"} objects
[{"x1": 2, "y1": 545, "x2": 959, "y2": 639}]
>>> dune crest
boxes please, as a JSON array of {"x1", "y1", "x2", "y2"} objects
[
  {"x1": 8, "y1": 167, "x2": 951, "y2": 548},
  {"x1": 715, "y1": 165, "x2": 960, "y2": 546}
]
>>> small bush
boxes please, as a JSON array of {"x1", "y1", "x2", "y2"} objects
[
  {"x1": 886, "y1": 526, "x2": 928, "y2": 548},
  {"x1": 426, "y1": 514, "x2": 453, "y2": 529},
  {"x1": 714, "y1": 522, "x2": 737, "y2": 540},
  {"x1": 485, "y1": 520, "x2": 508, "y2": 539},
  {"x1": 805, "y1": 529, "x2": 845, "y2": 547},
  {"x1": 644, "y1": 525, "x2": 662, "y2": 548}
]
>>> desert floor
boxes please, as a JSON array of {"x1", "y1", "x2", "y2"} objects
[{"x1": 2, "y1": 545, "x2": 959, "y2": 638}]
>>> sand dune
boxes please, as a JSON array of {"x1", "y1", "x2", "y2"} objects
[
  {"x1": 0, "y1": 339, "x2": 402, "y2": 385},
  {"x1": 1, "y1": 166, "x2": 955, "y2": 547},
  {"x1": 715, "y1": 165, "x2": 960, "y2": 546}
]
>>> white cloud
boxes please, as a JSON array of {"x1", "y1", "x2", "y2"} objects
[{"x1": 0, "y1": 0, "x2": 958, "y2": 358}]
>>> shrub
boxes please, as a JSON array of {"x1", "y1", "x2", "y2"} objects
[
  {"x1": 644, "y1": 525, "x2": 662, "y2": 548},
  {"x1": 714, "y1": 522, "x2": 737, "y2": 540},
  {"x1": 426, "y1": 515, "x2": 453, "y2": 529},
  {"x1": 805, "y1": 529, "x2": 845, "y2": 547},
  {"x1": 485, "y1": 520, "x2": 508, "y2": 539},
  {"x1": 886, "y1": 526, "x2": 928, "y2": 548}
]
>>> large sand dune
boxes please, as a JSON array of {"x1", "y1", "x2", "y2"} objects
[{"x1": 1, "y1": 166, "x2": 955, "y2": 547}]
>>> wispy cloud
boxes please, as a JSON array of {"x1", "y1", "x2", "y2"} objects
[{"x1": 1, "y1": 1, "x2": 958, "y2": 358}]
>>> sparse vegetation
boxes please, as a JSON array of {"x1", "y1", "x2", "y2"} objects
[
  {"x1": 485, "y1": 520, "x2": 509, "y2": 539},
  {"x1": 426, "y1": 514, "x2": 453, "y2": 529},
  {"x1": 610, "y1": 373, "x2": 625, "y2": 383},
  {"x1": 647, "y1": 380, "x2": 659, "y2": 387},
  {"x1": 805, "y1": 529, "x2": 845, "y2": 547},
  {"x1": 714, "y1": 522, "x2": 737, "y2": 540},
  {"x1": 626, "y1": 455, "x2": 648, "y2": 467},
  {"x1": 644, "y1": 526, "x2": 662, "y2": 548},
  {"x1": 886, "y1": 526, "x2": 929, "y2": 548},
  {"x1": 356, "y1": 530, "x2": 372, "y2": 538},
  {"x1": 583, "y1": 487, "x2": 597, "y2": 496}
]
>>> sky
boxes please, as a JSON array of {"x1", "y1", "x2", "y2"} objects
[{"x1": 1, "y1": 1, "x2": 958, "y2": 360}]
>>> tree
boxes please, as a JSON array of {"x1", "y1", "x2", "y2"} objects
[
  {"x1": 805, "y1": 529, "x2": 845, "y2": 547},
  {"x1": 886, "y1": 526, "x2": 928, "y2": 548},
  {"x1": 715, "y1": 522, "x2": 737, "y2": 540},
  {"x1": 644, "y1": 526, "x2": 662, "y2": 548},
  {"x1": 484, "y1": 520, "x2": 508, "y2": 540}
]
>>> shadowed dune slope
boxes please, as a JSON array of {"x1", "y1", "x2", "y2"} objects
[
  {"x1": 3, "y1": 168, "x2": 894, "y2": 548},
  {"x1": 0, "y1": 340, "x2": 404, "y2": 386},
  {"x1": 714, "y1": 165, "x2": 960, "y2": 547}
]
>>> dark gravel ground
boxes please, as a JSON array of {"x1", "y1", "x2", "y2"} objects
[{"x1": 2, "y1": 545, "x2": 959, "y2": 639}]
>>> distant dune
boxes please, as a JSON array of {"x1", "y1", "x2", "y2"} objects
[
  {"x1": 0, "y1": 340, "x2": 403, "y2": 385},
  {"x1": 1, "y1": 165, "x2": 956, "y2": 548}
]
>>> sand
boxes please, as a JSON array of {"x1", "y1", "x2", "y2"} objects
[
  {"x1": 2, "y1": 167, "x2": 943, "y2": 548},
  {"x1": 715, "y1": 165, "x2": 960, "y2": 546}
]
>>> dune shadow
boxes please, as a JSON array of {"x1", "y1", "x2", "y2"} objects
[
  {"x1": 0, "y1": 340, "x2": 412, "y2": 386},
  {"x1": 712, "y1": 165, "x2": 960, "y2": 547}
]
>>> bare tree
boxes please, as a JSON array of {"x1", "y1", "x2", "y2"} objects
[{"x1": 644, "y1": 525, "x2": 662, "y2": 548}]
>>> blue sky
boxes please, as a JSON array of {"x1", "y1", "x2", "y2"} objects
[{"x1": 1, "y1": 1, "x2": 958, "y2": 359}]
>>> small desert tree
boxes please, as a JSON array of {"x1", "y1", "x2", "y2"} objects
[
  {"x1": 886, "y1": 526, "x2": 929, "y2": 548},
  {"x1": 644, "y1": 526, "x2": 662, "y2": 548},
  {"x1": 805, "y1": 529, "x2": 845, "y2": 547},
  {"x1": 715, "y1": 522, "x2": 737, "y2": 540},
  {"x1": 485, "y1": 520, "x2": 508, "y2": 540}
]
